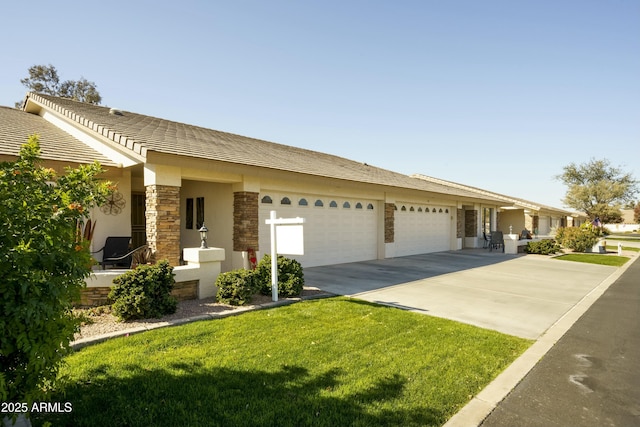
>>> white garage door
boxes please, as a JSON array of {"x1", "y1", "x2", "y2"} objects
[
  {"x1": 538, "y1": 216, "x2": 550, "y2": 235},
  {"x1": 259, "y1": 194, "x2": 378, "y2": 267},
  {"x1": 395, "y1": 204, "x2": 452, "y2": 256}
]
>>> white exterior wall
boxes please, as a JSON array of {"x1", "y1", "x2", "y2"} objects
[
  {"x1": 180, "y1": 180, "x2": 234, "y2": 272},
  {"x1": 90, "y1": 170, "x2": 132, "y2": 260}
]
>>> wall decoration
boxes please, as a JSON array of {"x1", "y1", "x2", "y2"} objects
[{"x1": 101, "y1": 191, "x2": 126, "y2": 216}]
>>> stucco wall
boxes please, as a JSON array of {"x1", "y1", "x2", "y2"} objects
[
  {"x1": 90, "y1": 170, "x2": 132, "y2": 260},
  {"x1": 497, "y1": 209, "x2": 525, "y2": 235},
  {"x1": 180, "y1": 180, "x2": 234, "y2": 272}
]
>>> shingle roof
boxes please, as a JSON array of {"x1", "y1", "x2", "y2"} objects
[
  {"x1": 23, "y1": 93, "x2": 504, "y2": 201},
  {"x1": 412, "y1": 173, "x2": 575, "y2": 215},
  {"x1": 0, "y1": 105, "x2": 117, "y2": 166}
]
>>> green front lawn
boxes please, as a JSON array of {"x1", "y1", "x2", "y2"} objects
[
  {"x1": 606, "y1": 245, "x2": 640, "y2": 252},
  {"x1": 554, "y1": 253, "x2": 630, "y2": 266},
  {"x1": 37, "y1": 298, "x2": 531, "y2": 427},
  {"x1": 607, "y1": 237, "x2": 640, "y2": 242}
]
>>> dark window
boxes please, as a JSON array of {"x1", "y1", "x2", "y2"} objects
[
  {"x1": 355, "y1": 202, "x2": 363, "y2": 209},
  {"x1": 343, "y1": 201, "x2": 351, "y2": 208},
  {"x1": 315, "y1": 199, "x2": 324, "y2": 207},
  {"x1": 281, "y1": 197, "x2": 291, "y2": 205},
  {"x1": 299, "y1": 198, "x2": 308, "y2": 206},
  {"x1": 196, "y1": 197, "x2": 205, "y2": 229},
  {"x1": 261, "y1": 195, "x2": 273, "y2": 204},
  {"x1": 186, "y1": 198, "x2": 194, "y2": 229},
  {"x1": 367, "y1": 203, "x2": 374, "y2": 210},
  {"x1": 329, "y1": 201, "x2": 338, "y2": 208}
]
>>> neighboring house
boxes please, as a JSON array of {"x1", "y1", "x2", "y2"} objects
[
  {"x1": 412, "y1": 174, "x2": 584, "y2": 244},
  {"x1": 605, "y1": 209, "x2": 639, "y2": 233},
  {"x1": 2, "y1": 93, "x2": 572, "y2": 272}
]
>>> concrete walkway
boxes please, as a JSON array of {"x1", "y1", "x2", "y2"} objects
[{"x1": 304, "y1": 250, "x2": 619, "y2": 340}]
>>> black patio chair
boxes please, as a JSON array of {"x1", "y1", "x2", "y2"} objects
[
  {"x1": 92, "y1": 236, "x2": 142, "y2": 269},
  {"x1": 483, "y1": 232, "x2": 491, "y2": 249},
  {"x1": 488, "y1": 231, "x2": 505, "y2": 253}
]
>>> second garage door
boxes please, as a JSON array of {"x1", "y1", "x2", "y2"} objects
[{"x1": 395, "y1": 203, "x2": 452, "y2": 257}]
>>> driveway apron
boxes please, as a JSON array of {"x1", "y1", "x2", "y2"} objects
[{"x1": 304, "y1": 250, "x2": 618, "y2": 339}]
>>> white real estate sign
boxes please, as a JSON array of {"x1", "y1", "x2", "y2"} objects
[
  {"x1": 276, "y1": 225, "x2": 304, "y2": 255},
  {"x1": 265, "y1": 211, "x2": 305, "y2": 301}
]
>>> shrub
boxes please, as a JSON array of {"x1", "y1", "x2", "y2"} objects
[
  {"x1": 109, "y1": 260, "x2": 177, "y2": 321},
  {"x1": 215, "y1": 269, "x2": 258, "y2": 306},
  {"x1": 556, "y1": 223, "x2": 601, "y2": 252},
  {"x1": 0, "y1": 136, "x2": 112, "y2": 403},
  {"x1": 525, "y1": 239, "x2": 561, "y2": 255},
  {"x1": 254, "y1": 255, "x2": 305, "y2": 297}
]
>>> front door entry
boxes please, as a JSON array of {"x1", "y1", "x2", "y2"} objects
[{"x1": 131, "y1": 192, "x2": 146, "y2": 249}]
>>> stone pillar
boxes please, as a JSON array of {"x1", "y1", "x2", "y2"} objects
[
  {"x1": 146, "y1": 184, "x2": 181, "y2": 266},
  {"x1": 457, "y1": 209, "x2": 464, "y2": 238},
  {"x1": 233, "y1": 191, "x2": 259, "y2": 252},
  {"x1": 465, "y1": 210, "x2": 478, "y2": 237},
  {"x1": 384, "y1": 203, "x2": 395, "y2": 243}
]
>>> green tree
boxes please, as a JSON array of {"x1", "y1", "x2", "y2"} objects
[
  {"x1": 18, "y1": 64, "x2": 102, "y2": 106},
  {"x1": 634, "y1": 202, "x2": 640, "y2": 224},
  {"x1": 0, "y1": 135, "x2": 112, "y2": 406},
  {"x1": 556, "y1": 158, "x2": 638, "y2": 223}
]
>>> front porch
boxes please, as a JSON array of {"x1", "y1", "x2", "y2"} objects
[{"x1": 79, "y1": 247, "x2": 225, "y2": 307}]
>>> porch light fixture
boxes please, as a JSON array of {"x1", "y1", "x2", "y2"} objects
[{"x1": 199, "y1": 224, "x2": 209, "y2": 249}]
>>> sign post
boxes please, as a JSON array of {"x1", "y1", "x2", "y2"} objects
[{"x1": 265, "y1": 210, "x2": 305, "y2": 301}]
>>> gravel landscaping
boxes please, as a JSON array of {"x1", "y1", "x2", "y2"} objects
[{"x1": 73, "y1": 287, "x2": 328, "y2": 342}]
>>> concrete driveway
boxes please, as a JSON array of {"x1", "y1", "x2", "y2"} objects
[{"x1": 303, "y1": 250, "x2": 618, "y2": 339}]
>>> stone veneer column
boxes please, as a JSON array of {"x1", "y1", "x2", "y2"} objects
[
  {"x1": 146, "y1": 184, "x2": 181, "y2": 266},
  {"x1": 233, "y1": 191, "x2": 259, "y2": 251},
  {"x1": 457, "y1": 209, "x2": 464, "y2": 238},
  {"x1": 384, "y1": 203, "x2": 395, "y2": 243},
  {"x1": 465, "y1": 210, "x2": 478, "y2": 237}
]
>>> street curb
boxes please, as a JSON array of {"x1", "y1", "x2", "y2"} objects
[{"x1": 442, "y1": 254, "x2": 639, "y2": 427}]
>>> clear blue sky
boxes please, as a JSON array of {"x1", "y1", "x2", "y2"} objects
[{"x1": 2, "y1": 0, "x2": 638, "y2": 209}]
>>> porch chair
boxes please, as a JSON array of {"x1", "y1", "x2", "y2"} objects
[
  {"x1": 483, "y1": 232, "x2": 491, "y2": 249},
  {"x1": 92, "y1": 236, "x2": 144, "y2": 269},
  {"x1": 488, "y1": 231, "x2": 505, "y2": 253}
]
